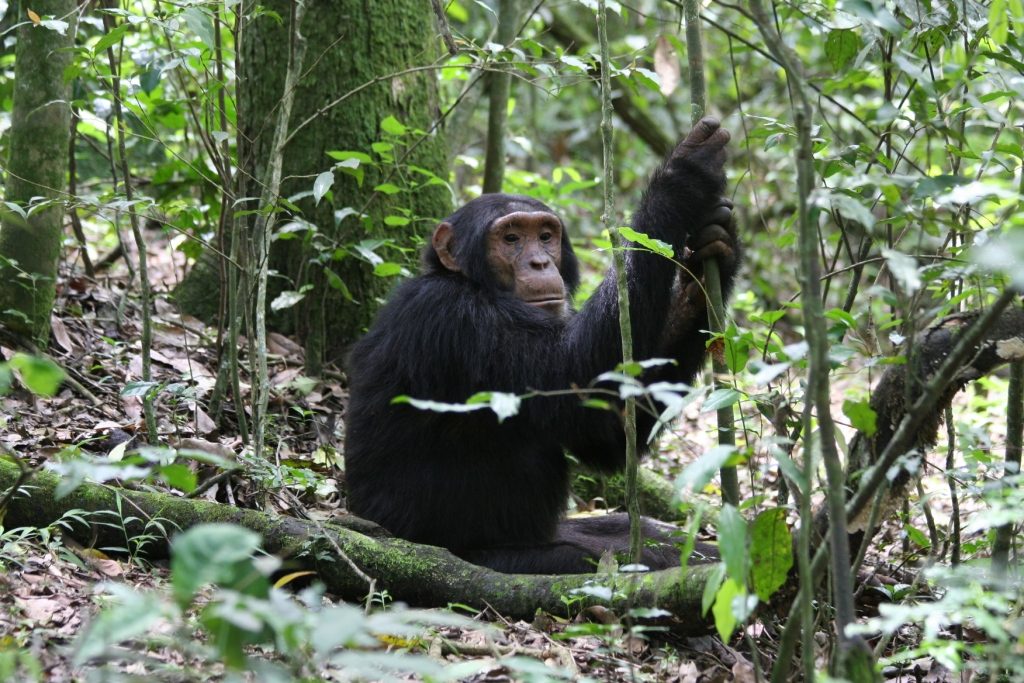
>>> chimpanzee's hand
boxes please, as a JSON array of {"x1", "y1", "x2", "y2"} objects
[
  {"x1": 682, "y1": 198, "x2": 739, "y2": 280},
  {"x1": 669, "y1": 117, "x2": 730, "y2": 181}
]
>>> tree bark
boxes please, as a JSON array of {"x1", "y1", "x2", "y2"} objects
[
  {"x1": 0, "y1": 0, "x2": 76, "y2": 344},
  {"x1": 176, "y1": 0, "x2": 450, "y2": 371}
]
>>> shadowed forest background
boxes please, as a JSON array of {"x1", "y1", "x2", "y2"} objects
[{"x1": 1, "y1": 0, "x2": 1024, "y2": 681}]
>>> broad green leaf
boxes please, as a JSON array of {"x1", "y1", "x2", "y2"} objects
[
  {"x1": 121, "y1": 380, "x2": 160, "y2": 399},
  {"x1": 372, "y1": 262, "x2": 403, "y2": 277},
  {"x1": 159, "y1": 463, "x2": 198, "y2": 493},
  {"x1": 380, "y1": 115, "x2": 407, "y2": 136},
  {"x1": 271, "y1": 290, "x2": 306, "y2": 311},
  {"x1": 312, "y1": 171, "x2": 334, "y2": 205},
  {"x1": 374, "y1": 183, "x2": 402, "y2": 195},
  {"x1": 617, "y1": 226, "x2": 674, "y2": 258},
  {"x1": 9, "y1": 353, "x2": 64, "y2": 396},
  {"x1": 825, "y1": 29, "x2": 860, "y2": 71},
  {"x1": 750, "y1": 508, "x2": 793, "y2": 601},
  {"x1": 93, "y1": 23, "x2": 129, "y2": 54},
  {"x1": 724, "y1": 335, "x2": 750, "y2": 374},
  {"x1": 703, "y1": 387, "x2": 740, "y2": 412},
  {"x1": 73, "y1": 585, "x2": 168, "y2": 665},
  {"x1": 183, "y1": 7, "x2": 215, "y2": 48},
  {"x1": 171, "y1": 524, "x2": 263, "y2": 607},
  {"x1": 712, "y1": 578, "x2": 742, "y2": 641},
  {"x1": 675, "y1": 445, "x2": 737, "y2": 494},
  {"x1": 843, "y1": 398, "x2": 877, "y2": 437},
  {"x1": 989, "y1": 0, "x2": 1009, "y2": 44},
  {"x1": 718, "y1": 504, "x2": 748, "y2": 583},
  {"x1": 882, "y1": 248, "x2": 921, "y2": 295}
]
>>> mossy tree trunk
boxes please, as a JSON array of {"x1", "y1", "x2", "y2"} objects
[
  {"x1": 176, "y1": 1, "x2": 449, "y2": 372},
  {"x1": 0, "y1": 1, "x2": 75, "y2": 344}
]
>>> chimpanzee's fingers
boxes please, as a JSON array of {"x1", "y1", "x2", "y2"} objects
[
  {"x1": 673, "y1": 118, "x2": 730, "y2": 161},
  {"x1": 685, "y1": 117, "x2": 721, "y2": 145},
  {"x1": 689, "y1": 225, "x2": 736, "y2": 268},
  {"x1": 708, "y1": 204, "x2": 733, "y2": 228}
]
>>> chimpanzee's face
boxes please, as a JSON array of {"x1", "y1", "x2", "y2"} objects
[{"x1": 484, "y1": 211, "x2": 566, "y2": 316}]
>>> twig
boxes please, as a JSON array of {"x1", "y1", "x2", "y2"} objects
[{"x1": 430, "y1": 0, "x2": 459, "y2": 55}]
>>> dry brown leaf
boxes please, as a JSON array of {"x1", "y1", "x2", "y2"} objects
[
  {"x1": 177, "y1": 437, "x2": 235, "y2": 460},
  {"x1": 50, "y1": 315, "x2": 75, "y2": 353},
  {"x1": 16, "y1": 597, "x2": 63, "y2": 624},
  {"x1": 654, "y1": 35, "x2": 680, "y2": 97},
  {"x1": 268, "y1": 332, "x2": 303, "y2": 358}
]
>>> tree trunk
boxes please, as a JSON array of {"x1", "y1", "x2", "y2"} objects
[
  {"x1": 175, "y1": 0, "x2": 450, "y2": 371},
  {"x1": 0, "y1": 1, "x2": 75, "y2": 344}
]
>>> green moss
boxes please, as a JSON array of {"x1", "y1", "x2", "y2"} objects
[{"x1": 0, "y1": 0, "x2": 76, "y2": 343}]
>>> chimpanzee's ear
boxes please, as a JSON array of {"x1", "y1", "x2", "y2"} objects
[{"x1": 431, "y1": 222, "x2": 460, "y2": 272}]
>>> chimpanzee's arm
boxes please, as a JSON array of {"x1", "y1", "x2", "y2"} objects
[{"x1": 558, "y1": 119, "x2": 737, "y2": 469}]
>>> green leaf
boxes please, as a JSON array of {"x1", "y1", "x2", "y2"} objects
[
  {"x1": 559, "y1": 54, "x2": 590, "y2": 72},
  {"x1": 93, "y1": 23, "x2": 130, "y2": 54},
  {"x1": 372, "y1": 262, "x2": 403, "y2": 277},
  {"x1": 712, "y1": 578, "x2": 742, "y2": 641},
  {"x1": 750, "y1": 508, "x2": 793, "y2": 602},
  {"x1": 617, "y1": 226, "x2": 674, "y2": 258},
  {"x1": 825, "y1": 29, "x2": 860, "y2": 71},
  {"x1": 629, "y1": 67, "x2": 661, "y2": 93},
  {"x1": 159, "y1": 463, "x2": 198, "y2": 493},
  {"x1": 312, "y1": 171, "x2": 334, "y2": 205},
  {"x1": 724, "y1": 335, "x2": 750, "y2": 374},
  {"x1": 171, "y1": 524, "x2": 264, "y2": 608},
  {"x1": 700, "y1": 562, "x2": 726, "y2": 616},
  {"x1": 270, "y1": 290, "x2": 306, "y2": 311},
  {"x1": 881, "y1": 248, "x2": 921, "y2": 295},
  {"x1": 8, "y1": 353, "x2": 64, "y2": 396},
  {"x1": 73, "y1": 585, "x2": 168, "y2": 665},
  {"x1": 374, "y1": 183, "x2": 402, "y2": 195},
  {"x1": 989, "y1": 0, "x2": 1009, "y2": 44},
  {"x1": 327, "y1": 150, "x2": 373, "y2": 163},
  {"x1": 718, "y1": 504, "x2": 748, "y2": 583},
  {"x1": 324, "y1": 268, "x2": 355, "y2": 301},
  {"x1": 675, "y1": 445, "x2": 737, "y2": 494},
  {"x1": 380, "y1": 115, "x2": 407, "y2": 136},
  {"x1": 0, "y1": 365, "x2": 12, "y2": 395},
  {"x1": 183, "y1": 7, "x2": 216, "y2": 48},
  {"x1": 842, "y1": 398, "x2": 877, "y2": 437},
  {"x1": 383, "y1": 215, "x2": 411, "y2": 226},
  {"x1": 703, "y1": 388, "x2": 740, "y2": 412}
]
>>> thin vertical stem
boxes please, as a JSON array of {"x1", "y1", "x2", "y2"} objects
[
  {"x1": 683, "y1": 0, "x2": 738, "y2": 507},
  {"x1": 251, "y1": 1, "x2": 308, "y2": 458},
  {"x1": 993, "y1": 361, "x2": 1024, "y2": 573},
  {"x1": 104, "y1": 16, "x2": 157, "y2": 442},
  {"x1": 596, "y1": 0, "x2": 642, "y2": 564},
  {"x1": 482, "y1": 0, "x2": 519, "y2": 193}
]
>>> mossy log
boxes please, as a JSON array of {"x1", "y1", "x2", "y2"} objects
[{"x1": 0, "y1": 458, "x2": 715, "y2": 630}]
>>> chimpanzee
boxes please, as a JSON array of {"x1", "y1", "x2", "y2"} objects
[{"x1": 344, "y1": 118, "x2": 740, "y2": 574}]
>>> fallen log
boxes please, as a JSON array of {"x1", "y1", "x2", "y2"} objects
[{"x1": 0, "y1": 457, "x2": 715, "y2": 630}]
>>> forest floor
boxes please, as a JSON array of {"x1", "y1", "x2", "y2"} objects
[{"x1": 0, "y1": 232, "x2": 995, "y2": 681}]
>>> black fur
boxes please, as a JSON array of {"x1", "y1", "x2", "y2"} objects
[{"x1": 345, "y1": 139, "x2": 738, "y2": 574}]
